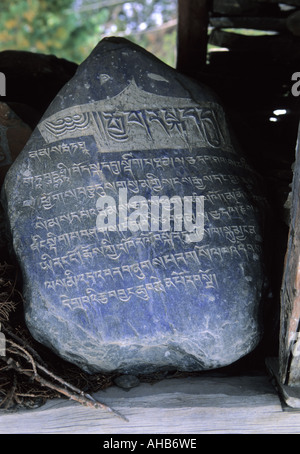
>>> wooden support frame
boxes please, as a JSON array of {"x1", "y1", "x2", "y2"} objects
[
  {"x1": 2, "y1": 373, "x2": 300, "y2": 434},
  {"x1": 279, "y1": 123, "x2": 300, "y2": 387},
  {"x1": 176, "y1": 0, "x2": 211, "y2": 77}
]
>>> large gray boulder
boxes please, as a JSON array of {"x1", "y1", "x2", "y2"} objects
[{"x1": 2, "y1": 38, "x2": 267, "y2": 374}]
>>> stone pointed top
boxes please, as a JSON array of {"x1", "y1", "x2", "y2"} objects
[{"x1": 44, "y1": 37, "x2": 217, "y2": 115}]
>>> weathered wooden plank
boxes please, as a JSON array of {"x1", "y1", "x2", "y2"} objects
[
  {"x1": 257, "y1": 0, "x2": 300, "y2": 7},
  {"x1": 209, "y1": 29, "x2": 298, "y2": 53},
  {"x1": 267, "y1": 357, "x2": 300, "y2": 408},
  {"x1": 1, "y1": 374, "x2": 300, "y2": 434},
  {"x1": 210, "y1": 16, "x2": 287, "y2": 31},
  {"x1": 176, "y1": 0, "x2": 209, "y2": 77},
  {"x1": 279, "y1": 122, "x2": 300, "y2": 386},
  {"x1": 212, "y1": 0, "x2": 268, "y2": 15}
]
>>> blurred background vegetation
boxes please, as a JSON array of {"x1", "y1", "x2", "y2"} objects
[{"x1": 0, "y1": 0, "x2": 178, "y2": 66}]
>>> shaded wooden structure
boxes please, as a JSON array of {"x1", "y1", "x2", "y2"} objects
[
  {"x1": 177, "y1": 0, "x2": 299, "y2": 180},
  {"x1": 279, "y1": 123, "x2": 300, "y2": 387},
  {"x1": 178, "y1": 0, "x2": 300, "y2": 394}
]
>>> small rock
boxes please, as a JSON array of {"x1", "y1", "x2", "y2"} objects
[{"x1": 114, "y1": 375, "x2": 140, "y2": 390}]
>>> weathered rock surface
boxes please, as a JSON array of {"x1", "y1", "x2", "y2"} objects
[
  {"x1": 0, "y1": 103, "x2": 32, "y2": 261},
  {"x1": 0, "y1": 102, "x2": 32, "y2": 187},
  {"x1": 0, "y1": 50, "x2": 78, "y2": 124},
  {"x1": 2, "y1": 38, "x2": 268, "y2": 374}
]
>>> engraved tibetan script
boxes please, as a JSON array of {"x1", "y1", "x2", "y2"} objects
[{"x1": 38, "y1": 80, "x2": 232, "y2": 153}]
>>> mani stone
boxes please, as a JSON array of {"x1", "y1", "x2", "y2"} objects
[{"x1": 2, "y1": 37, "x2": 267, "y2": 374}]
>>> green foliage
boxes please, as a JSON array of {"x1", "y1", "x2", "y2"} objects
[
  {"x1": 0, "y1": 0, "x2": 177, "y2": 66},
  {"x1": 129, "y1": 29, "x2": 177, "y2": 67},
  {"x1": 0, "y1": 0, "x2": 108, "y2": 63}
]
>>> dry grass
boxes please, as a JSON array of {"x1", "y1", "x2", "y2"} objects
[{"x1": 0, "y1": 261, "x2": 122, "y2": 417}]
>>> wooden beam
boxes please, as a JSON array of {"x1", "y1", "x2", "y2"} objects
[
  {"x1": 176, "y1": 0, "x2": 210, "y2": 77},
  {"x1": 256, "y1": 0, "x2": 300, "y2": 6},
  {"x1": 2, "y1": 373, "x2": 300, "y2": 434},
  {"x1": 210, "y1": 16, "x2": 287, "y2": 32},
  {"x1": 267, "y1": 357, "x2": 300, "y2": 408},
  {"x1": 279, "y1": 122, "x2": 300, "y2": 386},
  {"x1": 212, "y1": 0, "x2": 268, "y2": 16}
]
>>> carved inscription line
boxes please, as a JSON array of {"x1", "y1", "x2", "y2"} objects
[
  {"x1": 38, "y1": 81, "x2": 232, "y2": 152},
  {"x1": 57, "y1": 270, "x2": 219, "y2": 310},
  {"x1": 23, "y1": 166, "x2": 253, "y2": 192},
  {"x1": 28, "y1": 141, "x2": 89, "y2": 159},
  {"x1": 30, "y1": 224, "x2": 258, "y2": 256},
  {"x1": 33, "y1": 204, "x2": 257, "y2": 232},
  {"x1": 27, "y1": 149, "x2": 251, "y2": 178},
  {"x1": 37, "y1": 240, "x2": 260, "y2": 274},
  {"x1": 24, "y1": 185, "x2": 249, "y2": 211},
  {"x1": 39, "y1": 249, "x2": 201, "y2": 273},
  {"x1": 44, "y1": 264, "x2": 216, "y2": 292}
]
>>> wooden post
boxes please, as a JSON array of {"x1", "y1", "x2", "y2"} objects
[
  {"x1": 176, "y1": 0, "x2": 210, "y2": 77},
  {"x1": 279, "y1": 122, "x2": 300, "y2": 386}
]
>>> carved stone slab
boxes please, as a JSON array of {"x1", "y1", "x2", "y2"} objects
[{"x1": 2, "y1": 38, "x2": 267, "y2": 374}]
